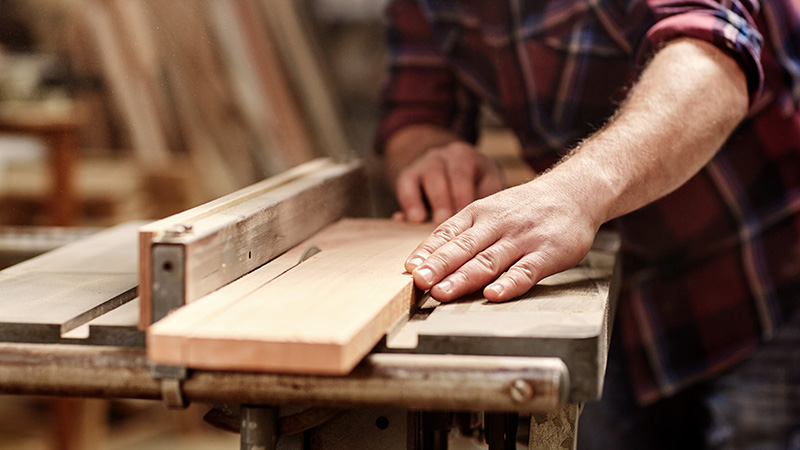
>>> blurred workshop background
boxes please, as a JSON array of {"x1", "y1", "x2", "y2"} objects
[
  {"x1": 0, "y1": 0, "x2": 392, "y2": 231},
  {"x1": 0, "y1": 0, "x2": 528, "y2": 449}
]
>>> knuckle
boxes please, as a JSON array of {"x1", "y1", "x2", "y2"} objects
[
  {"x1": 432, "y1": 223, "x2": 458, "y2": 242},
  {"x1": 508, "y1": 262, "x2": 538, "y2": 289},
  {"x1": 473, "y1": 250, "x2": 500, "y2": 275},
  {"x1": 395, "y1": 174, "x2": 420, "y2": 195},
  {"x1": 412, "y1": 155, "x2": 441, "y2": 175},
  {"x1": 399, "y1": 162, "x2": 424, "y2": 179},
  {"x1": 451, "y1": 233, "x2": 480, "y2": 255},
  {"x1": 426, "y1": 147, "x2": 449, "y2": 161},
  {"x1": 446, "y1": 141, "x2": 472, "y2": 154},
  {"x1": 462, "y1": 201, "x2": 481, "y2": 217}
]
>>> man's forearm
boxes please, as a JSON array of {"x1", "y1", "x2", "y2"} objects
[{"x1": 547, "y1": 37, "x2": 749, "y2": 226}]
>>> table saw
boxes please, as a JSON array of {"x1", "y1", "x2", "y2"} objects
[{"x1": 0, "y1": 158, "x2": 620, "y2": 450}]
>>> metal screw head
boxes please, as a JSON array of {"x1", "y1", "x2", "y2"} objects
[
  {"x1": 164, "y1": 223, "x2": 194, "y2": 237},
  {"x1": 509, "y1": 378, "x2": 534, "y2": 403}
]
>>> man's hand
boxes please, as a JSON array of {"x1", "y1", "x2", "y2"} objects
[
  {"x1": 394, "y1": 141, "x2": 503, "y2": 224},
  {"x1": 384, "y1": 124, "x2": 503, "y2": 224},
  {"x1": 404, "y1": 171, "x2": 601, "y2": 302}
]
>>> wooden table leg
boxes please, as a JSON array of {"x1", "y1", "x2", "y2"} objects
[
  {"x1": 529, "y1": 403, "x2": 583, "y2": 450},
  {"x1": 51, "y1": 398, "x2": 108, "y2": 450},
  {"x1": 45, "y1": 129, "x2": 78, "y2": 226},
  {"x1": 0, "y1": 105, "x2": 80, "y2": 226}
]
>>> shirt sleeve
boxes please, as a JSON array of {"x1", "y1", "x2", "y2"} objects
[
  {"x1": 638, "y1": 0, "x2": 765, "y2": 105},
  {"x1": 374, "y1": 0, "x2": 480, "y2": 153}
]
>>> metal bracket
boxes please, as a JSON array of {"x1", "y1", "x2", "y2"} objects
[
  {"x1": 151, "y1": 364, "x2": 189, "y2": 409},
  {"x1": 151, "y1": 244, "x2": 186, "y2": 324}
]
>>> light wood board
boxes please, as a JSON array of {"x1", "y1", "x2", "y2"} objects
[
  {"x1": 0, "y1": 222, "x2": 142, "y2": 343},
  {"x1": 147, "y1": 218, "x2": 434, "y2": 375}
]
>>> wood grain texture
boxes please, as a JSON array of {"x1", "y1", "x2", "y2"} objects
[
  {"x1": 79, "y1": 0, "x2": 170, "y2": 165},
  {"x1": 71, "y1": 0, "x2": 341, "y2": 199},
  {"x1": 259, "y1": 0, "x2": 350, "y2": 160},
  {"x1": 233, "y1": 0, "x2": 317, "y2": 167},
  {"x1": 138, "y1": 159, "x2": 364, "y2": 329},
  {"x1": 147, "y1": 218, "x2": 434, "y2": 375},
  {"x1": 0, "y1": 222, "x2": 142, "y2": 343}
]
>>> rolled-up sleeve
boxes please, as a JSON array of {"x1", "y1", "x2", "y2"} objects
[
  {"x1": 375, "y1": 0, "x2": 480, "y2": 153},
  {"x1": 638, "y1": 0, "x2": 765, "y2": 104}
]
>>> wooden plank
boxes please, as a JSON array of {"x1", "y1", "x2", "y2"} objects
[
  {"x1": 105, "y1": 0, "x2": 176, "y2": 153},
  {"x1": 85, "y1": 299, "x2": 143, "y2": 347},
  {"x1": 145, "y1": 0, "x2": 265, "y2": 195},
  {"x1": 0, "y1": 222, "x2": 142, "y2": 343},
  {"x1": 259, "y1": 0, "x2": 350, "y2": 159},
  {"x1": 0, "y1": 226, "x2": 98, "y2": 268},
  {"x1": 138, "y1": 158, "x2": 364, "y2": 329},
  {"x1": 232, "y1": 0, "x2": 317, "y2": 166},
  {"x1": 204, "y1": 0, "x2": 311, "y2": 174},
  {"x1": 3, "y1": 222, "x2": 141, "y2": 276},
  {"x1": 147, "y1": 218, "x2": 434, "y2": 375},
  {"x1": 78, "y1": 0, "x2": 170, "y2": 166},
  {"x1": 204, "y1": 0, "x2": 286, "y2": 173}
]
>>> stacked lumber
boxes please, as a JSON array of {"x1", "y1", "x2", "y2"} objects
[{"x1": 31, "y1": 0, "x2": 350, "y2": 200}]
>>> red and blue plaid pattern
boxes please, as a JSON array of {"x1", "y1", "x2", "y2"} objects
[{"x1": 377, "y1": 0, "x2": 800, "y2": 403}]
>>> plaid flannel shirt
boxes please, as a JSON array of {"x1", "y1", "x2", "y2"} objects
[{"x1": 376, "y1": 0, "x2": 800, "y2": 403}]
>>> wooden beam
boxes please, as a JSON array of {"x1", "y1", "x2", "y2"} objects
[
  {"x1": 233, "y1": 0, "x2": 318, "y2": 166},
  {"x1": 147, "y1": 218, "x2": 434, "y2": 375},
  {"x1": 78, "y1": 0, "x2": 170, "y2": 166},
  {"x1": 138, "y1": 158, "x2": 365, "y2": 329},
  {"x1": 259, "y1": 0, "x2": 351, "y2": 160}
]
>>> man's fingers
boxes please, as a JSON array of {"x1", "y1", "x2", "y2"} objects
[
  {"x1": 440, "y1": 142, "x2": 480, "y2": 212},
  {"x1": 484, "y1": 254, "x2": 546, "y2": 302},
  {"x1": 393, "y1": 142, "x2": 501, "y2": 226},
  {"x1": 396, "y1": 171, "x2": 428, "y2": 223},
  {"x1": 446, "y1": 159, "x2": 476, "y2": 213},
  {"x1": 410, "y1": 221, "x2": 495, "y2": 290},
  {"x1": 404, "y1": 213, "x2": 474, "y2": 272},
  {"x1": 421, "y1": 168, "x2": 454, "y2": 224},
  {"x1": 429, "y1": 242, "x2": 519, "y2": 301}
]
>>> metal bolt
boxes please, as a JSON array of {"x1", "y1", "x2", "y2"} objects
[
  {"x1": 164, "y1": 223, "x2": 194, "y2": 237},
  {"x1": 509, "y1": 378, "x2": 534, "y2": 403}
]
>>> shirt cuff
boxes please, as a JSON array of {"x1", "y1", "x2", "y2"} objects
[{"x1": 638, "y1": 10, "x2": 765, "y2": 106}]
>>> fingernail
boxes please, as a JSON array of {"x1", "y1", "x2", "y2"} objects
[
  {"x1": 415, "y1": 267, "x2": 433, "y2": 284},
  {"x1": 406, "y1": 256, "x2": 424, "y2": 270},
  {"x1": 436, "y1": 280, "x2": 452, "y2": 294},
  {"x1": 487, "y1": 283, "x2": 504, "y2": 297}
]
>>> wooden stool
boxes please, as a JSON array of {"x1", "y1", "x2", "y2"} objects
[{"x1": 0, "y1": 102, "x2": 80, "y2": 226}]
